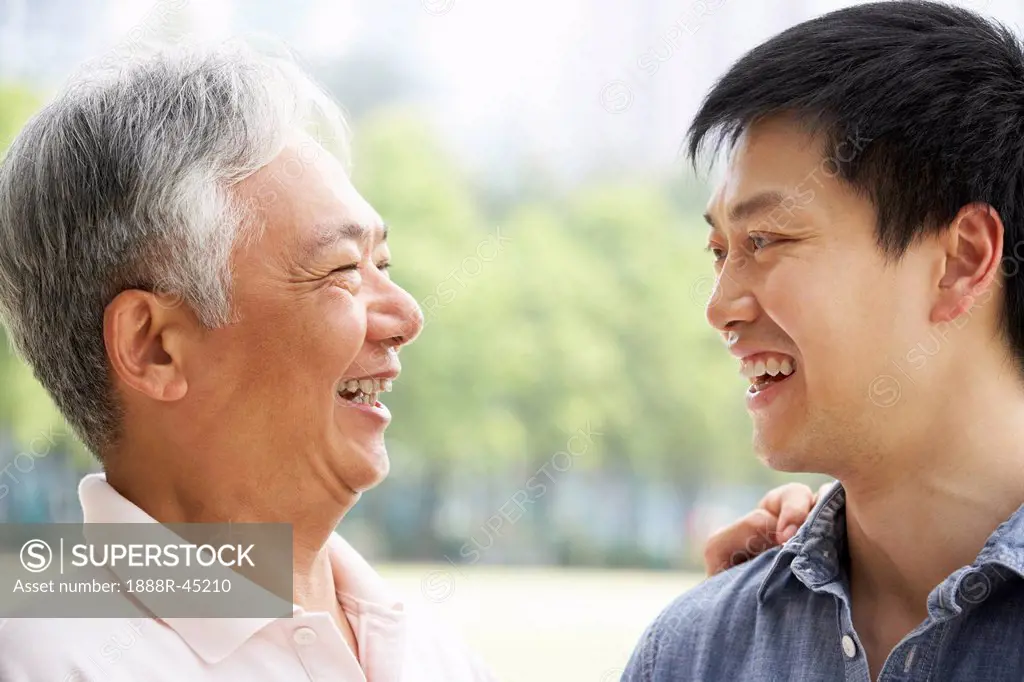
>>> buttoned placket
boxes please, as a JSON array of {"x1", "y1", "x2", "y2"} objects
[
  {"x1": 825, "y1": 588, "x2": 935, "y2": 681},
  {"x1": 289, "y1": 611, "x2": 365, "y2": 681},
  {"x1": 826, "y1": 571, "x2": 964, "y2": 682},
  {"x1": 341, "y1": 595, "x2": 407, "y2": 682},
  {"x1": 793, "y1": 556, "x2": 936, "y2": 682},
  {"x1": 865, "y1": 615, "x2": 948, "y2": 681},
  {"x1": 817, "y1": 583, "x2": 871, "y2": 682},
  {"x1": 776, "y1": 490, "x2": 1024, "y2": 682}
]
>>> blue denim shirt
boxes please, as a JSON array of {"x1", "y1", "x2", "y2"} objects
[{"x1": 622, "y1": 484, "x2": 1024, "y2": 681}]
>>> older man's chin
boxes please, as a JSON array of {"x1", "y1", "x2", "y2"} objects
[{"x1": 336, "y1": 438, "x2": 392, "y2": 494}]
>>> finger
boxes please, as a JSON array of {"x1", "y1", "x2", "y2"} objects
[
  {"x1": 758, "y1": 483, "x2": 814, "y2": 536},
  {"x1": 758, "y1": 482, "x2": 812, "y2": 517},
  {"x1": 775, "y1": 485, "x2": 817, "y2": 542},
  {"x1": 703, "y1": 508, "x2": 779, "y2": 577}
]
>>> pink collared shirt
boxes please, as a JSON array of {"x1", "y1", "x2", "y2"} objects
[{"x1": 0, "y1": 474, "x2": 494, "y2": 682}]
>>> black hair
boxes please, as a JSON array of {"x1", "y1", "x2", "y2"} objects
[{"x1": 687, "y1": 1, "x2": 1024, "y2": 368}]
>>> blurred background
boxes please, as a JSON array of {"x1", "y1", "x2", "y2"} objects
[{"x1": 0, "y1": 0, "x2": 1012, "y2": 679}]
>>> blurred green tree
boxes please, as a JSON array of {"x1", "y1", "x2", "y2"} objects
[{"x1": 349, "y1": 108, "x2": 785, "y2": 561}]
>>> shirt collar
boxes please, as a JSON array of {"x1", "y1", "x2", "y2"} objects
[
  {"x1": 78, "y1": 473, "x2": 405, "y2": 664},
  {"x1": 757, "y1": 481, "x2": 1024, "y2": 605},
  {"x1": 757, "y1": 480, "x2": 846, "y2": 605},
  {"x1": 975, "y1": 500, "x2": 1024, "y2": 578}
]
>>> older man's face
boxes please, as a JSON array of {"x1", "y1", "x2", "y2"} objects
[{"x1": 191, "y1": 133, "x2": 422, "y2": 500}]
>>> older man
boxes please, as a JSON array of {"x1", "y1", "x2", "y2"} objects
[{"x1": 0, "y1": 43, "x2": 492, "y2": 681}]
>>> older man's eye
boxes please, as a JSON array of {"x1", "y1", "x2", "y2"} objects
[
  {"x1": 330, "y1": 263, "x2": 360, "y2": 275},
  {"x1": 328, "y1": 264, "x2": 363, "y2": 290}
]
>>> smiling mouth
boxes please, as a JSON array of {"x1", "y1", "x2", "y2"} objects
[
  {"x1": 740, "y1": 354, "x2": 797, "y2": 393},
  {"x1": 337, "y1": 377, "x2": 394, "y2": 405}
]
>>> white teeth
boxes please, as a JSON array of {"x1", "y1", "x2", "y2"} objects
[
  {"x1": 349, "y1": 392, "x2": 378, "y2": 405},
  {"x1": 338, "y1": 376, "x2": 396, "y2": 404},
  {"x1": 740, "y1": 355, "x2": 796, "y2": 380}
]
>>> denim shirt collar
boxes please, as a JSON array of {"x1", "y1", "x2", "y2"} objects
[{"x1": 757, "y1": 482, "x2": 1024, "y2": 606}]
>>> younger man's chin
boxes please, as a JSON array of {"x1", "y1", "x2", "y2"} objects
[{"x1": 753, "y1": 440, "x2": 812, "y2": 473}]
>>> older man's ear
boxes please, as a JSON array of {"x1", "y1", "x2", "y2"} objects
[
  {"x1": 702, "y1": 481, "x2": 834, "y2": 576},
  {"x1": 103, "y1": 288, "x2": 195, "y2": 403}
]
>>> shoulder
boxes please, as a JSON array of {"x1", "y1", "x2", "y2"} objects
[
  {"x1": 650, "y1": 547, "x2": 782, "y2": 638},
  {"x1": 622, "y1": 548, "x2": 786, "y2": 682},
  {"x1": 0, "y1": 616, "x2": 177, "y2": 681},
  {"x1": 328, "y1": 534, "x2": 494, "y2": 681},
  {"x1": 0, "y1": 616, "x2": 128, "y2": 681}
]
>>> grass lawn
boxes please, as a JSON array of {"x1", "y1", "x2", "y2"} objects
[{"x1": 379, "y1": 563, "x2": 703, "y2": 682}]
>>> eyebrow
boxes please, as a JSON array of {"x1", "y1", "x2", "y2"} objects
[
  {"x1": 303, "y1": 220, "x2": 389, "y2": 260},
  {"x1": 703, "y1": 190, "x2": 787, "y2": 229}
]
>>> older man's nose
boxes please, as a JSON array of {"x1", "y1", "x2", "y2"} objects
[{"x1": 368, "y1": 276, "x2": 424, "y2": 349}]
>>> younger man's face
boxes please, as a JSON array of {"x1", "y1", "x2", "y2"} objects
[{"x1": 702, "y1": 117, "x2": 942, "y2": 474}]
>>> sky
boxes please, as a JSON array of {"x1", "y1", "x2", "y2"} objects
[{"x1": 8, "y1": 0, "x2": 1024, "y2": 184}]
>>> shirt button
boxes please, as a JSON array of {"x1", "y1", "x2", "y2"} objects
[
  {"x1": 293, "y1": 627, "x2": 318, "y2": 646},
  {"x1": 842, "y1": 635, "x2": 857, "y2": 659}
]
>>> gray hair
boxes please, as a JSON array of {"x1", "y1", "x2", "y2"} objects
[{"x1": 0, "y1": 40, "x2": 348, "y2": 457}]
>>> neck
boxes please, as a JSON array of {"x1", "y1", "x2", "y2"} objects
[
  {"x1": 103, "y1": 442, "x2": 357, "y2": 610},
  {"x1": 842, "y1": 368, "x2": 1024, "y2": 615}
]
